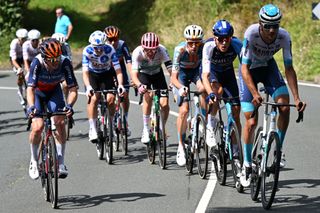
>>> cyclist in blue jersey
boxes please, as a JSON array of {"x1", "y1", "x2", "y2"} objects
[
  {"x1": 202, "y1": 19, "x2": 242, "y2": 155},
  {"x1": 27, "y1": 38, "x2": 78, "y2": 180},
  {"x1": 82, "y1": 30, "x2": 125, "y2": 143},
  {"x1": 239, "y1": 4, "x2": 306, "y2": 187},
  {"x1": 171, "y1": 25, "x2": 206, "y2": 166},
  {"x1": 104, "y1": 26, "x2": 132, "y2": 136}
]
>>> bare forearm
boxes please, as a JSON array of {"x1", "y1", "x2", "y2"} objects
[
  {"x1": 67, "y1": 87, "x2": 78, "y2": 106},
  {"x1": 285, "y1": 67, "x2": 300, "y2": 101}
]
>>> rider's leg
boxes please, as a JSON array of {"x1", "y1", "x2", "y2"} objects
[
  {"x1": 29, "y1": 118, "x2": 44, "y2": 162},
  {"x1": 177, "y1": 102, "x2": 189, "y2": 147}
]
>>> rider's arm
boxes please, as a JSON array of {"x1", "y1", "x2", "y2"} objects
[
  {"x1": 202, "y1": 42, "x2": 214, "y2": 94},
  {"x1": 130, "y1": 47, "x2": 141, "y2": 86},
  {"x1": 63, "y1": 58, "x2": 78, "y2": 105},
  {"x1": 171, "y1": 46, "x2": 183, "y2": 88},
  {"x1": 67, "y1": 86, "x2": 78, "y2": 107},
  {"x1": 241, "y1": 63, "x2": 258, "y2": 97},
  {"x1": 284, "y1": 66, "x2": 302, "y2": 104}
]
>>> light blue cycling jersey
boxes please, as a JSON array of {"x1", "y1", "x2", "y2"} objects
[
  {"x1": 82, "y1": 44, "x2": 120, "y2": 73},
  {"x1": 172, "y1": 41, "x2": 202, "y2": 73},
  {"x1": 241, "y1": 23, "x2": 292, "y2": 69}
]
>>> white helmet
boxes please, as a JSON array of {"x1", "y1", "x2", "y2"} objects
[
  {"x1": 16, "y1": 28, "x2": 28, "y2": 38},
  {"x1": 89, "y1": 30, "x2": 106, "y2": 46},
  {"x1": 52, "y1": 32, "x2": 66, "y2": 44},
  {"x1": 28, "y1": 29, "x2": 41, "y2": 40},
  {"x1": 184, "y1": 25, "x2": 204, "y2": 40}
]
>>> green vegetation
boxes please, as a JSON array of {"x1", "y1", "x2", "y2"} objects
[{"x1": 1, "y1": 0, "x2": 319, "y2": 81}]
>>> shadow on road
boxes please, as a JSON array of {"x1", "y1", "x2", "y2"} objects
[{"x1": 58, "y1": 192, "x2": 165, "y2": 210}]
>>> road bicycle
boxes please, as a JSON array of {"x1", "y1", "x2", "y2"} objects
[
  {"x1": 27, "y1": 107, "x2": 68, "y2": 209},
  {"x1": 250, "y1": 87, "x2": 304, "y2": 210},
  {"x1": 17, "y1": 72, "x2": 28, "y2": 116},
  {"x1": 139, "y1": 89, "x2": 167, "y2": 169},
  {"x1": 177, "y1": 87, "x2": 208, "y2": 179},
  {"x1": 210, "y1": 96, "x2": 243, "y2": 192},
  {"x1": 88, "y1": 89, "x2": 117, "y2": 164}
]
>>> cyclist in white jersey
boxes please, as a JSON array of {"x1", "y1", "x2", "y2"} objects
[
  {"x1": 10, "y1": 28, "x2": 28, "y2": 106},
  {"x1": 239, "y1": 4, "x2": 306, "y2": 187},
  {"x1": 131, "y1": 32, "x2": 172, "y2": 144},
  {"x1": 23, "y1": 29, "x2": 41, "y2": 77},
  {"x1": 82, "y1": 30, "x2": 125, "y2": 142}
]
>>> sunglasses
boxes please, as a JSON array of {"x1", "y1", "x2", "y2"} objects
[
  {"x1": 215, "y1": 36, "x2": 232, "y2": 43},
  {"x1": 45, "y1": 57, "x2": 61, "y2": 63},
  {"x1": 93, "y1": 45, "x2": 104, "y2": 51},
  {"x1": 143, "y1": 48, "x2": 157, "y2": 54},
  {"x1": 107, "y1": 37, "x2": 118, "y2": 43},
  {"x1": 261, "y1": 23, "x2": 279, "y2": 30},
  {"x1": 31, "y1": 39, "x2": 39, "y2": 42},
  {"x1": 187, "y1": 41, "x2": 202, "y2": 47}
]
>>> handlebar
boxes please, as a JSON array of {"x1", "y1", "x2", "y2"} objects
[
  {"x1": 138, "y1": 89, "x2": 170, "y2": 105},
  {"x1": 26, "y1": 111, "x2": 68, "y2": 131}
]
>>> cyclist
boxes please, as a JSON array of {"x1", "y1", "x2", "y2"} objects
[
  {"x1": 52, "y1": 32, "x2": 72, "y2": 61},
  {"x1": 27, "y1": 38, "x2": 78, "y2": 180},
  {"x1": 82, "y1": 30, "x2": 125, "y2": 142},
  {"x1": 202, "y1": 20, "x2": 242, "y2": 155},
  {"x1": 10, "y1": 28, "x2": 28, "y2": 107},
  {"x1": 131, "y1": 32, "x2": 172, "y2": 144},
  {"x1": 171, "y1": 25, "x2": 206, "y2": 166},
  {"x1": 104, "y1": 26, "x2": 132, "y2": 136},
  {"x1": 239, "y1": 4, "x2": 306, "y2": 187},
  {"x1": 23, "y1": 29, "x2": 41, "y2": 76}
]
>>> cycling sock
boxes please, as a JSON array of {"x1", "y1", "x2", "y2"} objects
[
  {"x1": 201, "y1": 108, "x2": 206, "y2": 117},
  {"x1": 243, "y1": 143, "x2": 253, "y2": 167},
  {"x1": 143, "y1": 115, "x2": 150, "y2": 129},
  {"x1": 277, "y1": 129, "x2": 286, "y2": 148},
  {"x1": 177, "y1": 132, "x2": 186, "y2": 144},
  {"x1": 30, "y1": 143, "x2": 39, "y2": 162},
  {"x1": 89, "y1": 119, "x2": 97, "y2": 131}
]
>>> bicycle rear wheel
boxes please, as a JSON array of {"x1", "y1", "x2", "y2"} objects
[
  {"x1": 105, "y1": 111, "x2": 113, "y2": 164},
  {"x1": 261, "y1": 132, "x2": 281, "y2": 210},
  {"x1": 48, "y1": 136, "x2": 58, "y2": 208},
  {"x1": 195, "y1": 114, "x2": 208, "y2": 179},
  {"x1": 229, "y1": 123, "x2": 244, "y2": 193},
  {"x1": 185, "y1": 135, "x2": 194, "y2": 174},
  {"x1": 157, "y1": 111, "x2": 166, "y2": 169},
  {"x1": 212, "y1": 121, "x2": 227, "y2": 185},
  {"x1": 251, "y1": 127, "x2": 263, "y2": 201}
]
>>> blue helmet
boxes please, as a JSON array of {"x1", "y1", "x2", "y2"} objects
[
  {"x1": 259, "y1": 4, "x2": 282, "y2": 24},
  {"x1": 212, "y1": 20, "x2": 234, "y2": 37}
]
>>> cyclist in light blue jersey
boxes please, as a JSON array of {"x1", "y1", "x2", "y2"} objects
[
  {"x1": 171, "y1": 25, "x2": 206, "y2": 166},
  {"x1": 239, "y1": 4, "x2": 306, "y2": 187},
  {"x1": 82, "y1": 30, "x2": 125, "y2": 143},
  {"x1": 202, "y1": 19, "x2": 242, "y2": 154},
  {"x1": 105, "y1": 26, "x2": 132, "y2": 136}
]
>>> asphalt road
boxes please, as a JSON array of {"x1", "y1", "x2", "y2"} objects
[{"x1": 0, "y1": 71, "x2": 319, "y2": 213}]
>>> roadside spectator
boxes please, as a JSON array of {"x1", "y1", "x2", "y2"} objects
[{"x1": 54, "y1": 7, "x2": 73, "y2": 41}]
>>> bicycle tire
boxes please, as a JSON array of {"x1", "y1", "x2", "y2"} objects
[
  {"x1": 251, "y1": 126, "x2": 263, "y2": 201},
  {"x1": 185, "y1": 135, "x2": 194, "y2": 174},
  {"x1": 105, "y1": 110, "x2": 113, "y2": 164},
  {"x1": 261, "y1": 132, "x2": 281, "y2": 210},
  {"x1": 195, "y1": 114, "x2": 208, "y2": 179},
  {"x1": 115, "y1": 111, "x2": 121, "y2": 152},
  {"x1": 229, "y1": 123, "x2": 244, "y2": 193},
  {"x1": 48, "y1": 136, "x2": 58, "y2": 208},
  {"x1": 65, "y1": 117, "x2": 70, "y2": 141},
  {"x1": 212, "y1": 121, "x2": 227, "y2": 185},
  {"x1": 122, "y1": 112, "x2": 128, "y2": 155},
  {"x1": 96, "y1": 110, "x2": 104, "y2": 160},
  {"x1": 157, "y1": 111, "x2": 166, "y2": 169},
  {"x1": 39, "y1": 141, "x2": 49, "y2": 201}
]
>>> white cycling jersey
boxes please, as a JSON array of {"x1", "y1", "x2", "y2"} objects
[
  {"x1": 9, "y1": 38, "x2": 23, "y2": 60},
  {"x1": 22, "y1": 40, "x2": 39, "y2": 62},
  {"x1": 241, "y1": 23, "x2": 293, "y2": 69},
  {"x1": 132, "y1": 45, "x2": 171, "y2": 75}
]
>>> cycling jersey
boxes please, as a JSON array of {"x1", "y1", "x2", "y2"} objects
[
  {"x1": 22, "y1": 40, "x2": 39, "y2": 62},
  {"x1": 28, "y1": 55, "x2": 78, "y2": 92},
  {"x1": 132, "y1": 45, "x2": 172, "y2": 75},
  {"x1": 172, "y1": 41, "x2": 203, "y2": 72},
  {"x1": 202, "y1": 37, "x2": 242, "y2": 74},
  {"x1": 241, "y1": 23, "x2": 292, "y2": 69},
  {"x1": 113, "y1": 40, "x2": 132, "y2": 71},
  {"x1": 9, "y1": 38, "x2": 23, "y2": 60},
  {"x1": 62, "y1": 43, "x2": 72, "y2": 61},
  {"x1": 82, "y1": 44, "x2": 120, "y2": 73}
]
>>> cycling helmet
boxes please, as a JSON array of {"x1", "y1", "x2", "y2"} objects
[
  {"x1": 141, "y1": 32, "x2": 159, "y2": 49},
  {"x1": 184, "y1": 25, "x2": 204, "y2": 40},
  {"x1": 16, "y1": 28, "x2": 28, "y2": 38},
  {"x1": 88, "y1": 30, "x2": 106, "y2": 46},
  {"x1": 212, "y1": 20, "x2": 234, "y2": 37},
  {"x1": 40, "y1": 38, "x2": 62, "y2": 58},
  {"x1": 259, "y1": 4, "x2": 282, "y2": 24},
  {"x1": 28, "y1": 29, "x2": 41, "y2": 40},
  {"x1": 52, "y1": 32, "x2": 66, "y2": 44},
  {"x1": 104, "y1": 26, "x2": 120, "y2": 39}
]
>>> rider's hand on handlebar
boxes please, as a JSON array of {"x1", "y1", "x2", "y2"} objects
[
  {"x1": 27, "y1": 105, "x2": 36, "y2": 118},
  {"x1": 178, "y1": 86, "x2": 188, "y2": 97},
  {"x1": 295, "y1": 99, "x2": 306, "y2": 112},
  {"x1": 138, "y1": 84, "x2": 147, "y2": 95},
  {"x1": 85, "y1": 85, "x2": 94, "y2": 98},
  {"x1": 64, "y1": 104, "x2": 74, "y2": 117},
  {"x1": 207, "y1": 92, "x2": 217, "y2": 104},
  {"x1": 252, "y1": 93, "x2": 263, "y2": 107},
  {"x1": 117, "y1": 85, "x2": 125, "y2": 97}
]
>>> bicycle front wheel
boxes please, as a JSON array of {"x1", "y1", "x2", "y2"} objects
[
  {"x1": 96, "y1": 112, "x2": 104, "y2": 160},
  {"x1": 48, "y1": 136, "x2": 58, "y2": 208},
  {"x1": 212, "y1": 121, "x2": 227, "y2": 185},
  {"x1": 105, "y1": 111, "x2": 113, "y2": 164},
  {"x1": 39, "y1": 142, "x2": 49, "y2": 201},
  {"x1": 121, "y1": 110, "x2": 128, "y2": 155},
  {"x1": 261, "y1": 132, "x2": 281, "y2": 210},
  {"x1": 157, "y1": 111, "x2": 166, "y2": 169},
  {"x1": 195, "y1": 114, "x2": 208, "y2": 179},
  {"x1": 251, "y1": 127, "x2": 263, "y2": 201}
]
